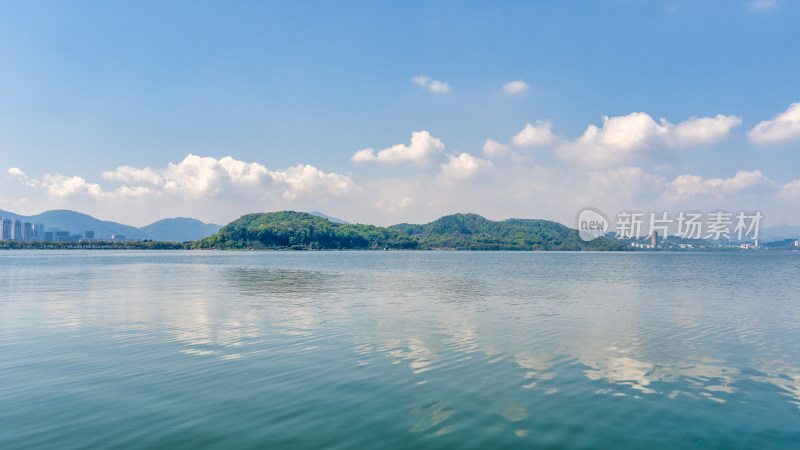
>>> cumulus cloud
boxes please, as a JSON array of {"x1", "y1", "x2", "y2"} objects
[
  {"x1": 39, "y1": 174, "x2": 106, "y2": 198},
  {"x1": 352, "y1": 131, "x2": 445, "y2": 165},
  {"x1": 502, "y1": 80, "x2": 529, "y2": 95},
  {"x1": 511, "y1": 120, "x2": 559, "y2": 148},
  {"x1": 747, "y1": 103, "x2": 800, "y2": 144},
  {"x1": 437, "y1": 153, "x2": 494, "y2": 183},
  {"x1": 718, "y1": 170, "x2": 775, "y2": 193},
  {"x1": 13, "y1": 155, "x2": 354, "y2": 201},
  {"x1": 271, "y1": 164, "x2": 354, "y2": 199},
  {"x1": 555, "y1": 112, "x2": 741, "y2": 168},
  {"x1": 670, "y1": 115, "x2": 743, "y2": 147},
  {"x1": 482, "y1": 139, "x2": 509, "y2": 158},
  {"x1": 411, "y1": 75, "x2": 451, "y2": 93},
  {"x1": 584, "y1": 165, "x2": 779, "y2": 208},
  {"x1": 8, "y1": 167, "x2": 26, "y2": 178},
  {"x1": 667, "y1": 170, "x2": 774, "y2": 200},
  {"x1": 8, "y1": 168, "x2": 37, "y2": 187},
  {"x1": 101, "y1": 155, "x2": 263, "y2": 197}
]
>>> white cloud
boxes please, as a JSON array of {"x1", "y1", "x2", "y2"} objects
[
  {"x1": 670, "y1": 115, "x2": 742, "y2": 147},
  {"x1": 376, "y1": 196, "x2": 415, "y2": 214},
  {"x1": 411, "y1": 75, "x2": 429, "y2": 87},
  {"x1": 428, "y1": 80, "x2": 451, "y2": 93},
  {"x1": 218, "y1": 156, "x2": 271, "y2": 187},
  {"x1": 555, "y1": 112, "x2": 740, "y2": 168},
  {"x1": 8, "y1": 167, "x2": 37, "y2": 187},
  {"x1": 719, "y1": 170, "x2": 775, "y2": 194},
  {"x1": 669, "y1": 174, "x2": 720, "y2": 198},
  {"x1": 411, "y1": 75, "x2": 451, "y2": 93},
  {"x1": 163, "y1": 155, "x2": 226, "y2": 196},
  {"x1": 588, "y1": 166, "x2": 667, "y2": 200},
  {"x1": 482, "y1": 139, "x2": 509, "y2": 157},
  {"x1": 747, "y1": 103, "x2": 800, "y2": 144},
  {"x1": 271, "y1": 164, "x2": 354, "y2": 199},
  {"x1": 667, "y1": 170, "x2": 774, "y2": 200},
  {"x1": 502, "y1": 80, "x2": 529, "y2": 95},
  {"x1": 511, "y1": 120, "x2": 559, "y2": 148},
  {"x1": 584, "y1": 166, "x2": 779, "y2": 209},
  {"x1": 40, "y1": 174, "x2": 106, "y2": 198},
  {"x1": 14, "y1": 155, "x2": 354, "y2": 201},
  {"x1": 8, "y1": 167, "x2": 26, "y2": 178},
  {"x1": 352, "y1": 130, "x2": 446, "y2": 165},
  {"x1": 102, "y1": 165, "x2": 165, "y2": 186},
  {"x1": 749, "y1": 0, "x2": 778, "y2": 11},
  {"x1": 780, "y1": 180, "x2": 800, "y2": 199},
  {"x1": 438, "y1": 153, "x2": 494, "y2": 183}
]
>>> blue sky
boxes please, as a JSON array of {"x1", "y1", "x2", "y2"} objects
[{"x1": 1, "y1": 0, "x2": 799, "y2": 227}]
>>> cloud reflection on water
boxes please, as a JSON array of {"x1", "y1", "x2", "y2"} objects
[{"x1": 9, "y1": 251, "x2": 800, "y2": 425}]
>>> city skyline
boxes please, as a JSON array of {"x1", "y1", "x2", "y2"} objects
[
  {"x1": 0, "y1": 215, "x2": 133, "y2": 243},
  {"x1": 1, "y1": 1, "x2": 799, "y2": 227}
]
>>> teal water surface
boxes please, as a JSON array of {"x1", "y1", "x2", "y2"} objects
[{"x1": 1, "y1": 251, "x2": 800, "y2": 448}]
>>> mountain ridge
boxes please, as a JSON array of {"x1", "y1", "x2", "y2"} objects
[
  {"x1": 0, "y1": 209, "x2": 221, "y2": 242},
  {"x1": 191, "y1": 211, "x2": 627, "y2": 250}
]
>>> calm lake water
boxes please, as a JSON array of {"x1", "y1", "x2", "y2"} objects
[{"x1": 2, "y1": 250, "x2": 800, "y2": 448}]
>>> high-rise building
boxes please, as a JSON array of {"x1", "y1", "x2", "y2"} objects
[
  {"x1": 22, "y1": 222, "x2": 33, "y2": 242},
  {"x1": 84, "y1": 230, "x2": 95, "y2": 239},
  {"x1": 651, "y1": 231, "x2": 658, "y2": 247},
  {"x1": 43, "y1": 231, "x2": 54, "y2": 242},
  {"x1": 33, "y1": 223, "x2": 45, "y2": 241},
  {"x1": 11, "y1": 220, "x2": 22, "y2": 241},
  {"x1": 0, "y1": 218, "x2": 10, "y2": 240}
]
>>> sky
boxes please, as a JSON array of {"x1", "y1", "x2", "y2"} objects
[{"x1": 1, "y1": 0, "x2": 799, "y2": 227}]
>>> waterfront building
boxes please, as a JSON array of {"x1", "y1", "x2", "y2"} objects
[
  {"x1": 11, "y1": 220, "x2": 22, "y2": 241},
  {"x1": 53, "y1": 231, "x2": 70, "y2": 242},
  {"x1": 22, "y1": 222, "x2": 33, "y2": 242},
  {"x1": 0, "y1": 218, "x2": 10, "y2": 240},
  {"x1": 33, "y1": 223, "x2": 45, "y2": 241}
]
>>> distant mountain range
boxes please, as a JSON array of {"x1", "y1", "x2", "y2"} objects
[
  {"x1": 759, "y1": 224, "x2": 800, "y2": 242},
  {"x1": 139, "y1": 217, "x2": 222, "y2": 242},
  {"x1": 0, "y1": 209, "x2": 221, "y2": 242}
]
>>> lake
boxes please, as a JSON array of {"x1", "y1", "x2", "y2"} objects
[{"x1": 2, "y1": 250, "x2": 799, "y2": 448}]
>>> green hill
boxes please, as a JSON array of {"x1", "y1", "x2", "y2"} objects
[
  {"x1": 192, "y1": 211, "x2": 417, "y2": 250},
  {"x1": 191, "y1": 211, "x2": 626, "y2": 251}
]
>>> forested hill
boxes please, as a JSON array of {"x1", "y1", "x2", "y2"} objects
[
  {"x1": 388, "y1": 213, "x2": 625, "y2": 250},
  {"x1": 191, "y1": 211, "x2": 627, "y2": 251},
  {"x1": 193, "y1": 211, "x2": 417, "y2": 250}
]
